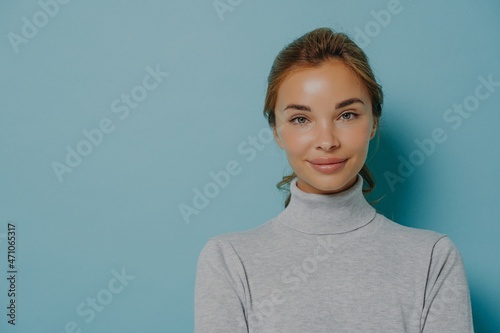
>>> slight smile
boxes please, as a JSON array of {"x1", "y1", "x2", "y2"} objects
[{"x1": 307, "y1": 158, "x2": 347, "y2": 174}]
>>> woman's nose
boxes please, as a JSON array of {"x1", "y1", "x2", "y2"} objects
[{"x1": 315, "y1": 121, "x2": 339, "y2": 151}]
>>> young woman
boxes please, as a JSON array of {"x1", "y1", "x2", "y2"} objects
[{"x1": 194, "y1": 28, "x2": 473, "y2": 332}]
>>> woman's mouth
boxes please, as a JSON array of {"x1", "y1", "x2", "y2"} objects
[{"x1": 308, "y1": 158, "x2": 347, "y2": 174}]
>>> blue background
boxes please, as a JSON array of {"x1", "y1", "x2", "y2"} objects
[{"x1": 1, "y1": 0, "x2": 499, "y2": 332}]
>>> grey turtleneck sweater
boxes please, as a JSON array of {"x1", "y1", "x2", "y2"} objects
[{"x1": 194, "y1": 174, "x2": 474, "y2": 332}]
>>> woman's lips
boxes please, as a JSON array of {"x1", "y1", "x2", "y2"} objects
[{"x1": 308, "y1": 158, "x2": 347, "y2": 174}]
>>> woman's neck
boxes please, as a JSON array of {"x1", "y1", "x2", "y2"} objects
[{"x1": 277, "y1": 174, "x2": 377, "y2": 235}]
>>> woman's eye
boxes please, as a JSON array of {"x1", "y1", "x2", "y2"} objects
[
  {"x1": 291, "y1": 116, "x2": 308, "y2": 124},
  {"x1": 340, "y1": 112, "x2": 358, "y2": 120}
]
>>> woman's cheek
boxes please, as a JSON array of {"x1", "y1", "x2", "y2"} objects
[
  {"x1": 345, "y1": 123, "x2": 373, "y2": 147},
  {"x1": 280, "y1": 127, "x2": 312, "y2": 151}
]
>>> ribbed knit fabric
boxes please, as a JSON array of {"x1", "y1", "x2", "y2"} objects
[{"x1": 194, "y1": 174, "x2": 474, "y2": 332}]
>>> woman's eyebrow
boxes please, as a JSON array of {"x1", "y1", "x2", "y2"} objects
[
  {"x1": 335, "y1": 98, "x2": 364, "y2": 109},
  {"x1": 282, "y1": 98, "x2": 364, "y2": 112},
  {"x1": 282, "y1": 104, "x2": 311, "y2": 112}
]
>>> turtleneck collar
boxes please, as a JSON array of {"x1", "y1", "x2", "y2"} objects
[{"x1": 276, "y1": 174, "x2": 377, "y2": 235}]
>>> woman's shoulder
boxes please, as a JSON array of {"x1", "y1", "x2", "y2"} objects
[
  {"x1": 375, "y1": 212, "x2": 451, "y2": 248},
  {"x1": 200, "y1": 218, "x2": 278, "y2": 253},
  {"x1": 373, "y1": 213, "x2": 464, "y2": 267}
]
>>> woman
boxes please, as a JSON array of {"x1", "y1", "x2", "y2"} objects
[{"x1": 194, "y1": 28, "x2": 473, "y2": 332}]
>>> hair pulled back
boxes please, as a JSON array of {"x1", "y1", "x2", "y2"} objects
[{"x1": 263, "y1": 27, "x2": 383, "y2": 207}]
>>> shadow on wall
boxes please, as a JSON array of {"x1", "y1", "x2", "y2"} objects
[
  {"x1": 365, "y1": 118, "x2": 498, "y2": 333},
  {"x1": 470, "y1": 289, "x2": 499, "y2": 333},
  {"x1": 365, "y1": 117, "x2": 416, "y2": 226}
]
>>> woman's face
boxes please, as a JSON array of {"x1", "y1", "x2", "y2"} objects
[{"x1": 273, "y1": 58, "x2": 377, "y2": 194}]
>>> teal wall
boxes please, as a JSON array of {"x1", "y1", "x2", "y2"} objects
[{"x1": 1, "y1": 1, "x2": 499, "y2": 332}]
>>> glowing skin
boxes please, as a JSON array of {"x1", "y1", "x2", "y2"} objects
[{"x1": 273, "y1": 59, "x2": 377, "y2": 194}]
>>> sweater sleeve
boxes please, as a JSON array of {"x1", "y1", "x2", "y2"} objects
[
  {"x1": 194, "y1": 238, "x2": 249, "y2": 333},
  {"x1": 421, "y1": 236, "x2": 474, "y2": 332}
]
